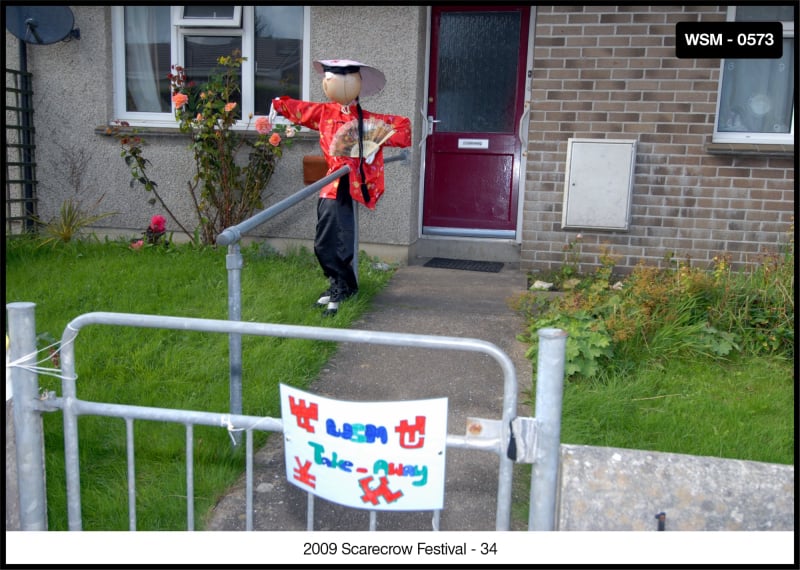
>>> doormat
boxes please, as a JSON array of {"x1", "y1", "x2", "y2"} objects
[{"x1": 423, "y1": 257, "x2": 504, "y2": 273}]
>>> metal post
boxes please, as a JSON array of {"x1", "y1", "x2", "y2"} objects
[
  {"x1": 226, "y1": 244, "x2": 243, "y2": 446},
  {"x1": 353, "y1": 204, "x2": 359, "y2": 287},
  {"x1": 59, "y1": 309, "x2": 83, "y2": 530},
  {"x1": 529, "y1": 327, "x2": 567, "y2": 531},
  {"x1": 6, "y1": 302, "x2": 48, "y2": 530}
]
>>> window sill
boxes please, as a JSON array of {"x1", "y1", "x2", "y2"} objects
[
  {"x1": 95, "y1": 125, "x2": 186, "y2": 138},
  {"x1": 94, "y1": 125, "x2": 319, "y2": 142},
  {"x1": 706, "y1": 142, "x2": 794, "y2": 158}
]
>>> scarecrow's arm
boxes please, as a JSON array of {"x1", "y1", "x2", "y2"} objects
[
  {"x1": 383, "y1": 114, "x2": 412, "y2": 149},
  {"x1": 271, "y1": 96, "x2": 325, "y2": 132}
]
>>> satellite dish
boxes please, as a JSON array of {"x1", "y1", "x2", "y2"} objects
[{"x1": 5, "y1": 5, "x2": 79, "y2": 45}]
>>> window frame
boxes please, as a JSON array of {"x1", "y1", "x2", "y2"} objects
[
  {"x1": 111, "y1": 5, "x2": 310, "y2": 129},
  {"x1": 175, "y1": 5, "x2": 242, "y2": 28},
  {"x1": 712, "y1": 6, "x2": 795, "y2": 144}
]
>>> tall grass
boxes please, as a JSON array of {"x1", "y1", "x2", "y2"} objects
[
  {"x1": 5, "y1": 237, "x2": 394, "y2": 530},
  {"x1": 514, "y1": 222, "x2": 794, "y2": 466}
]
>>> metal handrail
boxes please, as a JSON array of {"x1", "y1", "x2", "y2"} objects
[
  {"x1": 215, "y1": 150, "x2": 409, "y2": 441},
  {"x1": 216, "y1": 150, "x2": 409, "y2": 246}
]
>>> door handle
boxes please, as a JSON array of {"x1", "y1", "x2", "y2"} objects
[{"x1": 427, "y1": 115, "x2": 441, "y2": 136}]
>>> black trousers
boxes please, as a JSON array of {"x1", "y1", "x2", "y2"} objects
[{"x1": 314, "y1": 179, "x2": 358, "y2": 300}]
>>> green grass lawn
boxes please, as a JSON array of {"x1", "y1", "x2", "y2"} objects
[
  {"x1": 552, "y1": 355, "x2": 794, "y2": 464},
  {"x1": 5, "y1": 237, "x2": 394, "y2": 530}
]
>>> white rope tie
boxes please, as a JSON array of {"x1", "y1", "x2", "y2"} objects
[
  {"x1": 220, "y1": 414, "x2": 244, "y2": 445},
  {"x1": 6, "y1": 334, "x2": 78, "y2": 382}
]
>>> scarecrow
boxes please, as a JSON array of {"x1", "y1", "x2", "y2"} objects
[{"x1": 272, "y1": 59, "x2": 411, "y2": 316}]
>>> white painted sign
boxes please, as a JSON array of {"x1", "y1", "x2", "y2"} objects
[
  {"x1": 280, "y1": 384, "x2": 448, "y2": 510},
  {"x1": 458, "y1": 138, "x2": 489, "y2": 149}
]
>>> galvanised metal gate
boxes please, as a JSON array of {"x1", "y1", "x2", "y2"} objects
[{"x1": 6, "y1": 301, "x2": 566, "y2": 532}]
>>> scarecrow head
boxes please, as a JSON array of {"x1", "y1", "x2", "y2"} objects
[{"x1": 313, "y1": 59, "x2": 386, "y2": 105}]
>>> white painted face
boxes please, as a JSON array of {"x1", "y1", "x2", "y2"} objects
[{"x1": 322, "y1": 71, "x2": 362, "y2": 105}]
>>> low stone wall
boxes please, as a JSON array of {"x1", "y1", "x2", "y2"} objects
[{"x1": 557, "y1": 444, "x2": 794, "y2": 531}]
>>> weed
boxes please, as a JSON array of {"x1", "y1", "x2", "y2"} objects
[
  {"x1": 518, "y1": 222, "x2": 794, "y2": 381},
  {"x1": 32, "y1": 142, "x2": 117, "y2": 246},
  {"x1": 34, "y1": 197, "x2": 117, "y2": 247}
]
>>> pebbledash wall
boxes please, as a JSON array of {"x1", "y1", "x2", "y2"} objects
[
  {"x1": 4, "y1": 6, "x2": 795, "y2": 275},
  {"x1": 522, "y1": 5, "x2": 795, "y2": 275}
]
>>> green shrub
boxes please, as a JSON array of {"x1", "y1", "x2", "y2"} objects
[{"x1": 517, "y1": 223, "x2": 794, "y2": 381}]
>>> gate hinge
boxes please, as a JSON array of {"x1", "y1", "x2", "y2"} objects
[
  {"x1": 463, "y1": 416, "x2": 539, "y2": 463},
  {"x1": 510, "y1": 416, "x2": 538, "y2": 463}
]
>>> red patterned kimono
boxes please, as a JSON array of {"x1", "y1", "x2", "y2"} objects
[{"x1": 272, "y1": 96, "x2": 412, "y2": 209}]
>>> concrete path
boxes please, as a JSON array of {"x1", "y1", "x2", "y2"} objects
[{"x1": 205, "y1": 263, "x2": 534, "y2": 531}]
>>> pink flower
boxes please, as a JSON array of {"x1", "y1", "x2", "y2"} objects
[
  {"x1": 224, "y1": 102, "x2": 237, "y2": 113},
  {"x1": 172, "y1": 92, "x2": 188, "y2": 109},
  {"x1": 269, "y1": 133, "x2": 282, "y2": 146},
  {"x1": 149, "y1": 215, "x2": 166, "y2": 233},
  {"x1": 130, "y1": 239, "x2": 144, "y2": 250},
  {"x1": 255, "y1": 116, "x2": 271, "y2": 135}
]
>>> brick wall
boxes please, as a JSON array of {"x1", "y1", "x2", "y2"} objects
[{"x1": 521, "y1": 5, "x2": 795, "y2": 275}]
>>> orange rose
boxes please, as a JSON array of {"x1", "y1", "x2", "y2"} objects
[
  {"x1": 172, "y1": 92, "x2": 188, "y2": 109},
  {"x1": 224, "y1": 102, "x2": 237, "y2": 113},
  {"x1": 255, "y1": 116, "x2": 271, "y2": 135},
  {"x1": 269, "y1": 133, "x2": 281, "y2": 146}
]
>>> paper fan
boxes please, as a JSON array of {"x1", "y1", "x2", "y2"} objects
[{"x1": 329, "y1": 117, "x2": 395, "y2": 158}]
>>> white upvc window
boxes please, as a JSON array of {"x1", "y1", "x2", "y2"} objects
[
  {"x1": 111, "y1": 5, "x2": 309, "y2": 128},
  {"x1": 713, "y1": 5, "x2": 794, "y2": 144},
  {"x1": 175, "y1": 5, "x2": 242, "y2": 27}
]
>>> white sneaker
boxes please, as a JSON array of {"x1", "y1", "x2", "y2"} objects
[
  {"x1": 322, "y1": 301, "x2": 339, "y2": 317},
  {"x1": 316, "y1": 287, "x2": 332, "y2": 306}
]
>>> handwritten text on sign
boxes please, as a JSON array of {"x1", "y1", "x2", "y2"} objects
[{"x1": 280, "y1": 384, "x2": 448, "y2": 510}]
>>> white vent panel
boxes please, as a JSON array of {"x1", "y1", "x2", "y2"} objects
[{"x1": 562, "y1": 138, "x2": 637, "y2": 231}]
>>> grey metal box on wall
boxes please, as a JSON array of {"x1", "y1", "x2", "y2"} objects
[{"x1": 561, "y1": 138, "x2": 637, "y2": 231}]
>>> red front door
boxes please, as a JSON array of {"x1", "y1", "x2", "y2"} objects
[{"x1": 423, "y1": 6, "x2": 530, "y2": 237}]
